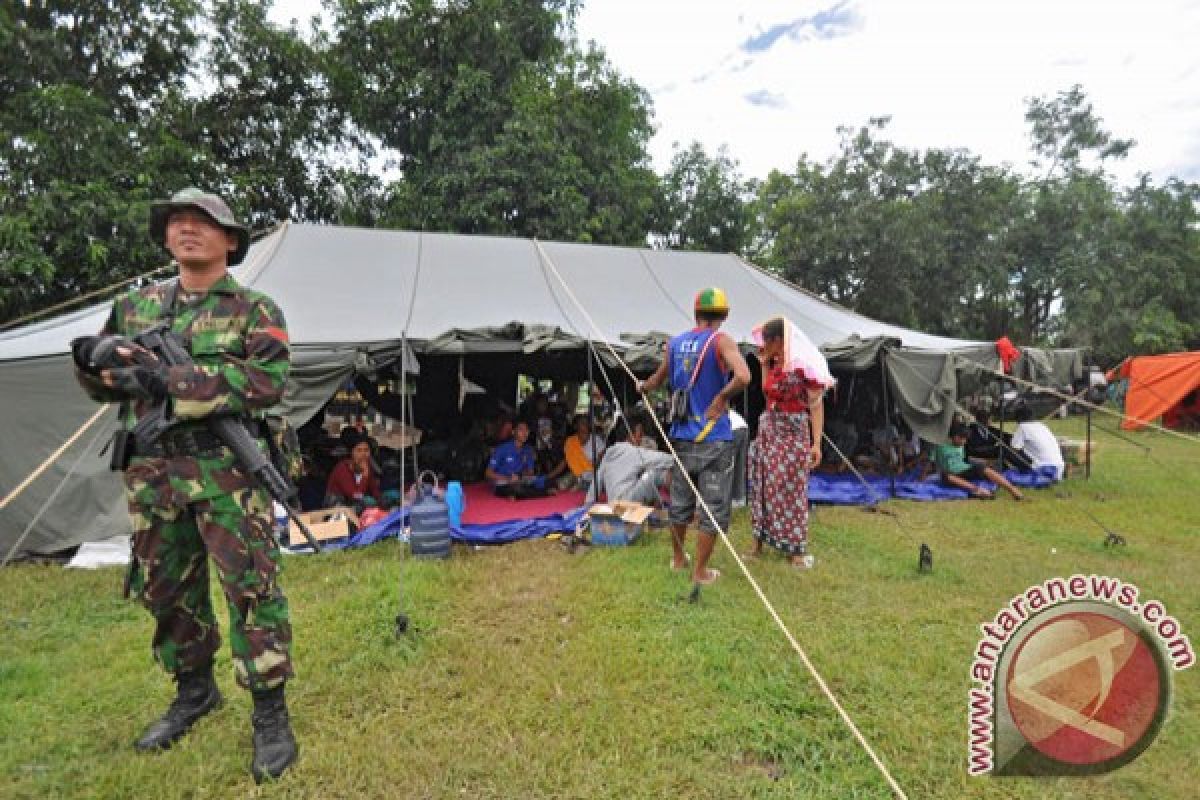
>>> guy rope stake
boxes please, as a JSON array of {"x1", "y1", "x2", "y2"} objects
[{"x1": 531, "y1": 239, "x2": 910, "y2": 800}]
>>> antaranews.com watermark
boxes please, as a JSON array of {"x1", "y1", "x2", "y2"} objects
[{"x1": 968, "y1": 574, "x2": 1194, "y2": 777}]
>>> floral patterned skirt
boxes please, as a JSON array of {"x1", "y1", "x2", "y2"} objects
[{"x1": 749, "y1": 410, "x2": 811, "y2": 555}]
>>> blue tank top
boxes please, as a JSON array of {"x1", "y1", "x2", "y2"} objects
[{"x1": 668, "y1": 328, "x2": 733, "y2": 442}]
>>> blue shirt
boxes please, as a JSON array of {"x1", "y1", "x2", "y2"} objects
[
  {"x1": 668, "y1": 328, "x2": 733, "y2": 443},
  {"x1": 488, "y1": 440, "x2": 535, "y2": 480}
]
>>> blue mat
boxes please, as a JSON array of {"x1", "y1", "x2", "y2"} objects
[
  {"x1": 809, "y1": 466, "x2": 1060, "y2": 504},
  {"x1": 452, "y1": 506, "x2": 589, "y2": 545},
  {"x1": 288, "y1": 503, "x2": 587, "y2": 552},
  {"x1": 295, "y1": 464, "x2": 1062, "y2": 553},
  {"x1": 807, "y1": 472, "x2": 892, "y2": 506}
]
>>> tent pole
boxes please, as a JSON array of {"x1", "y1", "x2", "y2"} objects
[
  {"x1": 998, "y1": 388, "x2": 1006, "y2": 471},
  {"x1": 880, "y1": 359, "x2": 896, "y2": 497},
  {"x1": 400, "y1": 333, "x2": 406, "y2": 505},
  {"x1": 586, "y1": 342, "x2": 596, "y2": 464},
  {"x1": 1085, "y1": 407, "x2": 1092, "y2": 480}
]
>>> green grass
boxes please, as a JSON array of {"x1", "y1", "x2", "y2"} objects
[{"x1": 2, "y1": 417, "x2": 1197, "y2": 798}]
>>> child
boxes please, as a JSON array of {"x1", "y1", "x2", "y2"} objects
[{"x1": 933, "y1": 423, "x2": 1025, "y2": 500}]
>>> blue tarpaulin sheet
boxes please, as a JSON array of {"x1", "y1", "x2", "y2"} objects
[
  {"x1": 810, "y1": 466, "x2": 1060, "y2": 504},
  {"x1": 292, "y1": 467, "x2": 1060, "y2": 553},
  {"x1": 287, "y1": 504, "x2": 588, "y2": 553}
]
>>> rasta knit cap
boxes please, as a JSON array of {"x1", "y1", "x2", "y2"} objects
[
  {"x1": 149, "y1": 187, "x2": 251, "y2": 266},
  {"x1": 694, "y1": 286, "x2": 730, "y2": 315}
]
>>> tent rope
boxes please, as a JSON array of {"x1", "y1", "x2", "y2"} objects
[
  {"x1": 0, "y1": 265, "x2": 175, "y2": 332},
  {"x1": 0, "y1": 405, "x2": 111, "y2": 515},
  {"x1": 884, "y1": 352, "x2": 1187, "y2": 540},
  {"x1": 955, "y1": 356, "x2": 1200, "y2": 446},
  {"x1": 2, "y1": 407, "x2": 112, "y2": 566},
  {"x1": 532, "y1": 240, "x2": 910, "y2": 800}
]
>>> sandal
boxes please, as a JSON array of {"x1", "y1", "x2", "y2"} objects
[
  {"x1": 694, "y1": 568, "x2": 721, "y2": 586},
  {"x1": 790, "y1": 555, "x2": 815, "y2": 570}
]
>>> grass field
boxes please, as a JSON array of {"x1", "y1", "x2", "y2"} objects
[{"x1": 2, "y1": 418, "x2": 1197, "y2": 798}]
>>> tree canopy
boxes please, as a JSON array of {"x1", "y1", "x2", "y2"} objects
[{"x1": 1, "y1": 1, "x2": 1196, "y2": 366}]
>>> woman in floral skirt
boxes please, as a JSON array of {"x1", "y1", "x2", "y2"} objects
[{"x1": 747, "y1": 317, "x2": 833, "y2": 568}]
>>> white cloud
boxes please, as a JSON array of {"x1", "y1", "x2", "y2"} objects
[
  {"x1": 577, "y1": 0, "x2": 1200, "y2": 183},
  {"x1": 268, "y1": 0, "x2": 1200, "y2": 183}
]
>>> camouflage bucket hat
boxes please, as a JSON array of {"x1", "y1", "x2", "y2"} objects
[{"x1": 149, "y1": 187, "x2": 251, "y2": 266}]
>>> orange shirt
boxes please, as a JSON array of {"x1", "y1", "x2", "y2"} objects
[{"x1": 564, "y1": 434, "x2": 603, "y2": 476}]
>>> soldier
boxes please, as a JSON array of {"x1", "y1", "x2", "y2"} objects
[{"x1": 72, "y1": 188, "x2": 298, "y2": 782}]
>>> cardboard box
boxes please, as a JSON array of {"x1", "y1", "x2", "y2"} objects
[
  {"x1": 1057, "y1": 438, "x2": 1095, "y2": 466},
  {"x1": 288, "y1": 506, "x2": 359, "y2": 547},
  {"x1": 372, "y1": 424, "x2": 422, "y2": 451},
  {"x1": 588, "y1": 501, "x2": 654, "y2": 546}
]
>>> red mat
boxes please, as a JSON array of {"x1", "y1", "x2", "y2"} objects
[{"x1": 460, "y1": 482, "x2": 587, "y2": 526}]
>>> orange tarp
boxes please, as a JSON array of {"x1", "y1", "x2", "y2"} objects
[{"x1": 1111, "y1": 351, "x2": 1200, "y2": 430}]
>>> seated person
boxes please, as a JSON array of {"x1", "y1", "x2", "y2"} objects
[
  {"x1": 895, "y1": 422, "x2": 924, "y2": 473},
  {"x1": 630, "y1": 418, "x2": 659, "y2": 451},
  {"x1": 965, "y1": 408, "x2": 1002, "y2": 460},
  {"x1": 534, "y1": 418, "x2": 570, "y2": 488},
  {"x1": 489, "y1": 412, "x2": 515, "y2": 448},
  {"x1": 522, "y1": 392, "x2": 554, "y2": 432},
  {"x1": 933, "y1": 423, "x2": 1024, "y2": 500},
  {"x1": 339, "y1": 415, "x2": 371, "y2": 451},
  {"x1": 856, "y1": 422, "x2": 903, "y2": 473},
  {"x1": 563, "y1": 414, "x2": 606, "y2": 489},
  {"x1": 818, "y1": 418, "x2": 858, "y2": 473},
  {"x1": 589, "y1": 420, "x2": 675, "y2": 505},
  {"x1": 325, "y1": 433, "x2": 382, "y2": 510},
  {"x1": 1011, "y1": 407, "x2": 1066, "y2": 480},
  {"x1": 486, "y1": 420, "x2": 553, "y2": 499},
  {"x1": 966, "y1": 409, "x2": 1032, "y2": 470},
  {"x1": 589, "y1": 387, "x2": 614, "y2": 434}
]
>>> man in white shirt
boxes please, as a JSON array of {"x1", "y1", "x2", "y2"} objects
[{"x1": 1011, "y1": 407, "x2": 1066, "y2": 480}]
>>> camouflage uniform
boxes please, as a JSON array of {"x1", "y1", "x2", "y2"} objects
[{"x1": 76, "y1": 274, "x2": 293, "y2": 691}]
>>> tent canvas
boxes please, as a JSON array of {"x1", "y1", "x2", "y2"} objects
[
  {"x1": 0, "y1": 223, "x2": 1083, "y2": 560},
  {"x1": 1108, "y1": 351, "x2": 1200, "y2": 430}
]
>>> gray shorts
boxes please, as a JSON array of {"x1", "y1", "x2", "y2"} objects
[{"x1": 669, "y1": 439, "x2": 735, "y2": 535}]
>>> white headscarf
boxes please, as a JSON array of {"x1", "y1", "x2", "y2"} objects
[{"x1": 751, "y1": 317, "x2": 836, "y2": 389}]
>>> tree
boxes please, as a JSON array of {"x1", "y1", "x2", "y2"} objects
[
  {"x1": 324, "y1": 0, "x2": 660, "y2": 244},
  {"x1": 1059, "y1": 177, "x2": 1200, "y2": 363},
  {"x1": 753, "y1": 119, "x2": 928, "y2": 328},
  {"x1": 0, "y1": 1, "x2": 204, "y2": 320},
  {"x1": 1008, "y1": 85, "x2": 1132, "y2": 343},
  {"x1": 0, "y1": 1, "x2": 355, "y2": 322},
  {"x1": 655, "y1": 142, "x2": 754, "y2": 253}
]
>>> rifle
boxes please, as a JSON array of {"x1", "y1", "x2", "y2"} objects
[{"x1": 77, "y1": 326, "x2": 323, "y2": 553}]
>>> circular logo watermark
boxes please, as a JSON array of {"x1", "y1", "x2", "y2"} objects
[
  {"x1": 1004, "y1": 607, "x2": 1168, "y2": 773},
  {"x1": 967, "y1": 576, "x2": 1191, "y2": 777}
]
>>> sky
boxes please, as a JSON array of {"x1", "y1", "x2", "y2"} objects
[{"x1": 269, "y1": 0, "x2": 1200, "y2": 185}]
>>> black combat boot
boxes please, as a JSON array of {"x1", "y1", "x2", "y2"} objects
[
  {"x1": 250, "y1": 685, "x2": 298, "y2": 783},
  {"x1": 134, "y1": 663, "x2": 223, "y2": 751}
]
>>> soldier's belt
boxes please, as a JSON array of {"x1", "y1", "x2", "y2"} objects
[{"x1": 136, "y1": 427, "x2": 227, "y2": 458}]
